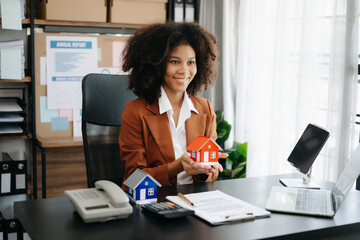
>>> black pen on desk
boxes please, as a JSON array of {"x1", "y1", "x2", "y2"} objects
[{"x1": 177, "y1": 193, "x2": 196, "y2": 207}]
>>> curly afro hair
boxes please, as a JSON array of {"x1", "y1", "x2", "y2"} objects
[{"x1": 122, "y1": 22, "x2": 218, "y2": 104}]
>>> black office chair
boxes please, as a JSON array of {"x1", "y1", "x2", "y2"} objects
[
  {"x1": 357, "y1": 124, "x2": 360, "y2": 190},
  {"x1": 81, "y1": 73, "x2": 137, "y2": 188}
]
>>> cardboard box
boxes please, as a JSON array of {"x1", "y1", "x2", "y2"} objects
[
  {"x1": 109, "y1": 0, "x2": 167, "y2": 24},
  {"x1": 36, "y1": 0, "x2": 107, "y2": 22}
]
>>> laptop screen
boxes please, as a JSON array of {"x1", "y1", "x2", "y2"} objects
[
  {"x1": 287, "y1": 124, "x2": 329, "y2": 174},
  {"x1": 333, "y1": 144, "x2": 360, "y2": 211}
]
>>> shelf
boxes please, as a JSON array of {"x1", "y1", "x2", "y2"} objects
[
  {"x1": 21, "y1": 19, "x2": 30, "y2": 24},
  {"x1": 2, "y1": 18, "x2": 142, "y2": 29},
  {"x1": 0, "y1": 18, "x2": 30, "y2": 25},
  {"x1": 33, "y1": 19, "x2": 143, "y2": 29},
  {"x1": 0, "y1": 77, "x2": 31, "y2": 83},
  {"x1": 36, "y1": 136, "x2": 83, "y2": 148},
  {"x1": 0, "y1": 134, "x2": 30, "y2": 140},
  {"x1": 30, "y1": 19, "x2": 140, "y2": 34},
  {"x1": 1, "y1": 18, "x2": 140, "y2": 34}
]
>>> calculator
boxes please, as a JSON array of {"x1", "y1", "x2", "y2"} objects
[{"x1": 141, "y1": 202, "x2": 194, "y2": 218}]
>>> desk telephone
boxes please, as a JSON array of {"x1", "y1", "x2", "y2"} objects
[{"x1": 64, "y1": 180, "x2": 133, "y2": 223}]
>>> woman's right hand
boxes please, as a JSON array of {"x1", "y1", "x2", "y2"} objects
[{"x1": 179, "y1": 152, "x2": 212, "y2": 175}]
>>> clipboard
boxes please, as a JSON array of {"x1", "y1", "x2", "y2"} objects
[{"x1": 166, "y1": 190, "x2": 270, "y2": 225}]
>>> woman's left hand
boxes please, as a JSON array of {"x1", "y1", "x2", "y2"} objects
[{"x1": 206, "y1": 152, "x2": 228, "y2": 175}]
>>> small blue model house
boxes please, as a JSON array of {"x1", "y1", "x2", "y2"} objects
[{"x1": 123, "y1": 169, "x2": 162, "y2": 204}]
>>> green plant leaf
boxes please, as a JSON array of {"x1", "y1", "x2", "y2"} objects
[
  {"x1": 231, "y1": 168, "x2": 243, "y2": 178},
  {"x1": 216, "y1": 120, "x2": 231, "y2": 145},
  {"x1": 215, "y1": 110, "x2": 224, "y2": 124},
  {"x1": 221, "y1": 169, "x2": 232, "y2": 178},
  {"x1": 225, "y1": 157, "x2": 233, "y2": 167},
  {"x1": 238, "y1": 142, "x2": 247, "y2": 158},
  {"x1": 232, "y1": 141, "x2": 240, "y2": 163},
  {"x1": 215, "y1": 109, "x2": 247, "y2": 181},
  {"x1": 233, "y1": 163, "x2": 247, "y2": 178},
  {"x1": 239, "y1": 155, "x2": 246, "y2": 164},
  {"x1": 217, "y1": 129, "x2": 227, "y2": 139},
  {"x1": 233, "y1": 161, "x2": 246, "y2": 171}
]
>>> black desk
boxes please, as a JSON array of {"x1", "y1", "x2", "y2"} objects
[{"x1": 14, "y1": 174, "x2": 360, "y2": 240}]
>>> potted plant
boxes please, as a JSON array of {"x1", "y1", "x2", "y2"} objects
[{"x1": 215, "y1": 110, "x2": 247, "y2": 180}]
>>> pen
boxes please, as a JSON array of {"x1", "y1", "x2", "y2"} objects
[
  {"x1": 225, "y1": 213, "x2": 255, "y2": 222},
  {"x1": 177, "y1": 193, "x2": 196, "y2": 207}
]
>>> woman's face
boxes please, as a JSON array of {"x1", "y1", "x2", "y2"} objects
[{"x1": 163, "y1": 44, "x2": 197, "y2": 97}]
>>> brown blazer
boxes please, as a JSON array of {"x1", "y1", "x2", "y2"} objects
[{"x1": 119, "y1": 96, "x2": 218, "y2": 187}]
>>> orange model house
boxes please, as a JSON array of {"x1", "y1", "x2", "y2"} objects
[{"x1": 186, "y1": 136, "x2": 223, "y2": 165}]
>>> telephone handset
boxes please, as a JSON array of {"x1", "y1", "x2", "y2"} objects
[
  {"x1": 95, "y1": 180, "x2": 129, "y2": 208},
  {"x1": 64, "y1": 180, "x2": 133, "y2": 223}
]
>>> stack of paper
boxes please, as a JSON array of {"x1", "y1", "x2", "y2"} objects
[
  {"x1": 0, "y1": 99, "x2": 23, "y2": 112},
  {"x1": 0, "y1": 98, "x2": 24, "y2": 134},
  {"x1": 0, "y1": 124, "x2": 23, "y2": 134},
  {"x1": 0, "y1": 0, "x2": 26, "y2": 19},
  {"x1": 0, "y1": 40, "x2": 25, "y2": 80},
  {"x1": 21, "y1": 0, "x2": 26, "y2": 19},
  {"x1": 0, "y1": 113, "x2": 23, "y2": 122}
]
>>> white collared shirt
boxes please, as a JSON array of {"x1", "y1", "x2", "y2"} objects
[{"x1": 159, "y1": 86, "x2": 199, "y2": 184}]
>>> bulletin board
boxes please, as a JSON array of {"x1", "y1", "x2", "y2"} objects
[{"x1": 34, "y1": 32, "x2": 129, "y2": 138}]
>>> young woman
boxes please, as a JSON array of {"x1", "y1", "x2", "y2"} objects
[{"x1": 120, "y1": 22, "x2": 227, "y2": 187}]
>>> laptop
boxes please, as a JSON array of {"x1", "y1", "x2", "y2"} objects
[{"x1": 265, "y1": 144, "x2": 360, "y2": 217}]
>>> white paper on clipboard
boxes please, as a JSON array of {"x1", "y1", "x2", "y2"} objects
[{"x1": 166, "y1": 190, "x2": 270, "y2": 225}]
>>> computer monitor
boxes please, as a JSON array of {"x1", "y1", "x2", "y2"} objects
[{"x1": 280, "y1": 123, "x2": 330, "y2": 189}]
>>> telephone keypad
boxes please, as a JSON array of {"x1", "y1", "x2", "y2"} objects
[{"x1": 74, "y1": 189, "x2": 101, "y2": 200}]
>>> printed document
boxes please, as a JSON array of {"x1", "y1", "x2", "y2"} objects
[
  {"x1": 166, "y1": 190, "x2": 270, "y2": 225},
  {"x1": 46, "y1": 36, "x2": 97, "y2": 109}
]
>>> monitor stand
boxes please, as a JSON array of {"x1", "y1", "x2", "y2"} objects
[{"x1": 279, "y1": 168, "x2": 320, "y2": 189}]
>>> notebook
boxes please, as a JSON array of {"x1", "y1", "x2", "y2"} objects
[{"x1": 265, "y1": 144, "x2": 360, "y2": 217}]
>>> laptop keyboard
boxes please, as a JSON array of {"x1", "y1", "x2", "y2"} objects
[{"x1": 295, "y1": 189, "x2": 328, "y2": 213}]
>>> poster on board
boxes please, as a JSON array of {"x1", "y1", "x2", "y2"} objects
[{"x1": 46, "y1": 36, "x2": 98, "y2": 110}]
